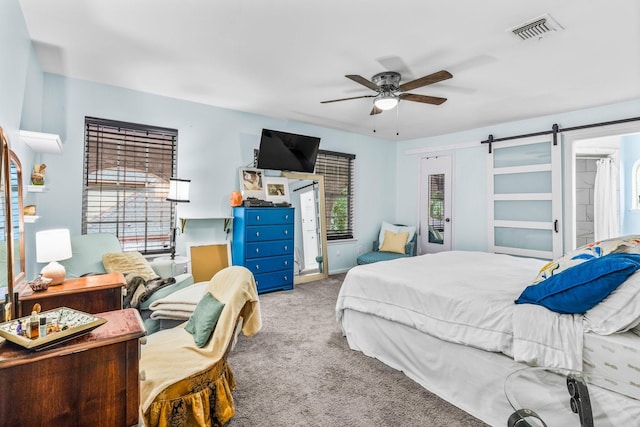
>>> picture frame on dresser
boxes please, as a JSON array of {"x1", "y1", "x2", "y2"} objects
[
  {"x1": 264, "y1": 176, "x2": 290, "y2": 203},
  {"x1": 238, "y1": 167, "x2": 265, "y2": 199}
]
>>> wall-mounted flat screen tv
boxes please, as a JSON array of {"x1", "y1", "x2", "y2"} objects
[{"x1": 256, "y1": 129, "x2": 321, "y2": 173}]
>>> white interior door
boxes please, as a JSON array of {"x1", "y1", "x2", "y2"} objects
[
  {"x1": 419, "y1": 155, "x2": 452, "y2": 253},
  {"x1": 487, "y1": 136, "x2": 562, "y2": 259},
  {"x1": 300, "y1": 189, "x2": 319, "y2": 271}
]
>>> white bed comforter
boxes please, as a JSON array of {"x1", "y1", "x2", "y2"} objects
[{"x1": 336, "y1": 251, "x2": 584, "y2": 369}]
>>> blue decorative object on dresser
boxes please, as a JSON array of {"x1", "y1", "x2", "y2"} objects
[{"x1": 232, "y1": 207, "x2": 295, "y2": 293}]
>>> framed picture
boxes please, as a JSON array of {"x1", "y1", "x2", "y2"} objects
[
  {"x1": 238, "y1": 167, "x2": 265, "y2": 199},
  {"x1": 264, "y1": 177, "x2": 290, "y2": 203}
]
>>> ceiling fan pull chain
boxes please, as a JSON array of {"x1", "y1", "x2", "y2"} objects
[{"x1": 396, "y1": 102, "x2": 400, "y2": 136}]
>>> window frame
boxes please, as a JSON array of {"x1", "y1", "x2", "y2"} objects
[
  {"x1": 314, "y1": 150, "x2": 356, "y2": 241},
  {"x1": 82, "y1": 117, "x2": 178, "y2": 255}
]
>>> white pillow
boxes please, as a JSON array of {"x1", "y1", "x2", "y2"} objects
[
  {"x1": 584, "y1": 270, "x2": 640, "y2": 335},
  {"x1": 378, "y1": 221, "x2": 416, "y2": 250}
]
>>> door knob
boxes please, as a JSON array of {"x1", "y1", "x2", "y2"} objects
[{"x1": 445, "y1": 218, "x2": 450, "y2": 222}]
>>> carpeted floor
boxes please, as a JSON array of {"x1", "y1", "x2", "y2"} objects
[{"x1": 227, "y1": 273, "x2": 487, "y2": 426}]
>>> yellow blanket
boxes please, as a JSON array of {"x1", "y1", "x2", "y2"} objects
[{"x1": 139, "y1": 266, "x2": 262, "y2": 413}]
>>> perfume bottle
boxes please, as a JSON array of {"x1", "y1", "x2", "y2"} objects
[{"x1": 28, "y1": 311, "x2": 39, "y2": 339}]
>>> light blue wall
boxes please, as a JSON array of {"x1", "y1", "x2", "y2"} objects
[
  {"x1": 36, "y1": 75, "x2": 395, "y2": 274},
  {"x1": 396, "y1": 99, "x2": 640, "y2": 252},
  {"x1": 621, "y1": 134, "x2": 640, "y2": 235}
]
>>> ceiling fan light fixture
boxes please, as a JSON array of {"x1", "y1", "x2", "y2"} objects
[{"x1": 373, "y1": 94, "x2": 398, "y2": 110}]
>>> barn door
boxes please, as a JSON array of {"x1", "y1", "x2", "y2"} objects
[{"x1": 488, "y1": 136, "x2": 562, "y2": 259}]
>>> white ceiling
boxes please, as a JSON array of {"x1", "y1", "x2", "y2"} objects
[{"x1": 18, "y1": 0, "x2": 640, "y2": 141}]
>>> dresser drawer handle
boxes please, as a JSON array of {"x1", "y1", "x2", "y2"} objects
[
  {"x1": 285, "y1": 214, "x2": 289, "y2": 220},
  {"x1": 255, "y1": 231, "x2": 260, "y2": 237},
  {"x1": 284, "y1": 276, "x2": 288, "y2": 281},
  {"x1": 284, "y1": 260, "x2": 288, "y2": 266},
  {"x1": 284, "y1": 230, "x2": 288, "y2": 235},
  {"x1": 284, "y1": 245, "x2": 288, "y2": 251},
  {"x1": 256, "y1": 215, "x2": 260, "y2": 221},
  {"x1": 255, "y1": 248, "x2": 260, "y2": 254},
  {"x1": 255, "y1": 265, "x2": 260, "y2": 270}
]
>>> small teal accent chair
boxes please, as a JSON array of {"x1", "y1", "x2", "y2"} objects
[{"x1": 356, "y1": 225, "x2": 418, "y2": 265}]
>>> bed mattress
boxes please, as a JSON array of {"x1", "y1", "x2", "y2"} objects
[{"x1": 583, "y1": 330, "x2": 640, "y2": 400}]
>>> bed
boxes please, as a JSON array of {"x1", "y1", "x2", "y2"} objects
[{"x1": 335, "y1": 247, "x2": 640, "y2": 425}]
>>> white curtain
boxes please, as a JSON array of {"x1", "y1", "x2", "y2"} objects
[{"x1": 593, "y1": 158, "x2": 620, "y2": 241}]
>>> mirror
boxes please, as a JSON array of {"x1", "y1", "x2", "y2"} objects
[
  {"x1": 9, "y1": 150, "x2": 25, "y2": 288},
  {"x1": 282, "y1": 172, "x2": 329, "y2": 284}
]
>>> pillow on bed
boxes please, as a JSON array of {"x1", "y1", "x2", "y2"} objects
[
  {"x1": 516, "y1": 253, "x2": 640, "y2": 314},
  {"x1": 379, "y1": 230, "x2": 409, "y2": 254},
  {"x1": 378, "y1": 222, "x2": 416, "y2": 250},
  {"x1": 102, "y1": 251, "x2": 157, "y2": 281},
  {"x1": 584, "y1": 270, "x2": 640, "y2": 334},
  {"x1": 533, "y1": 235, "x2": 640, "y2": 284},
  {"x1": 185, "y1": 292, "x2": 225, "y2": 348}
]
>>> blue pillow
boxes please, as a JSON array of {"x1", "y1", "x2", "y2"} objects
[{"x1": 515, "y1": 253, "x2": 640, "y2": 314}]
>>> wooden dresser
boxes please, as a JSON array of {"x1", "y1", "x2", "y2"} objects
[
  {"x1": 17, "y1": 272, "x2": 125, "y2": 317},
  {"x1": 0, "y1": 308, "x2": 145, "y2": 427},
  {"x1": 232, "y1": 207, "x2": 294, "y2": 293}
]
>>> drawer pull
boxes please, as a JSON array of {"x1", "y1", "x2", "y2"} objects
[
  {"x1": 284, "y1": 245, "x2": 288, "y2": 251},
  {"x1": 285, "y1": 214, "x2": 289, "y2": 220},
  {"x1": 255, "y1": 231, "x2": 260, "y2": 237},
  {"x1": 255, "y1": 248, "x2": 260, "y2": 253},
  {"x1": 284, "y1": 260, "x2": 288, "y2": 265},
  {"x1": 256, "y1": 215, "x2": 260, "y2": 221},
  {"x1": 284, "y1": 230, "x2": 288, "y2": 235},
  {"x1": 284, "y1": 276, "x2": 288, "y2": 281},
  {"x1": 255, "y1": 265, "x2": 260, "y2": 270}
]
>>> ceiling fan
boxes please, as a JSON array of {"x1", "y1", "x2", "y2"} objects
[{"x1": 321, "y1": 70, "x2": 453, "y2": 115}]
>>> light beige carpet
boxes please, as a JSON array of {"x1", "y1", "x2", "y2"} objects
[{"x1": 227, "y1": 273, "x2": 488, "y2": 427}]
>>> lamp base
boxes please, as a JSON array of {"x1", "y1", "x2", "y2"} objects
[{"x1": 40, "y1": 261, "x2": 66, "y2": 286}]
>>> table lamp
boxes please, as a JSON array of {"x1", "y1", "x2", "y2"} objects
[
  {"x1": 36, "y1": 228, "x2": 73, "y2": 285},
  {"x1": 167, "y1": 178, "x2": 190, "y2": 260}
]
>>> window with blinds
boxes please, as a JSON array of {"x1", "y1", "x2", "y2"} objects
[
  {"x1": 83, "y1": 117, "x2": 177, "y2": 254},
  {"x1": 315, "y1": 150, "x2": 355, "y2": 241}
]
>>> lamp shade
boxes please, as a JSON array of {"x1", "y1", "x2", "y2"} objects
[
  {"x1": 167, "y1": 178, "x2": 191, "y2": 203},
  {"x1": 373, "y1": 94, "x2": 399, "y2": 111},
  {"x1": 36, "y1": 229, "x2": 72, "y2": 263}
]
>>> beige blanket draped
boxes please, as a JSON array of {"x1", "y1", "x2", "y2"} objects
[{"x1": 139, "y1": 266, "x2": 261, "y2": 425}]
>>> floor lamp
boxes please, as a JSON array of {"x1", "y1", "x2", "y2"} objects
[{"x1": 167, "y1": 177, "x2": 190, "y2": 260}]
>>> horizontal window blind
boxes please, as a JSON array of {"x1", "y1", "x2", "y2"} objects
[
  {"x1": 315, "y1": 150, "x2": 355, "y2": 240},
  {"x1": 83, "y1": 117, "x2": 177, "y2": 254}
]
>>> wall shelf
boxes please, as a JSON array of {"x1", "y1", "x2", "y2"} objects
[
  {"x1": 27, "y1": 185, "x2": 49, "y2": 193},
  {"x1": 20, "y1": 130, "x2": 63, "y2": 154},
  {"x1": 24, "y1": 215, "x2": 40, "y2": 223},
  {"x1": 179, "y1": 216, "x2": 233, "y2": 233}
]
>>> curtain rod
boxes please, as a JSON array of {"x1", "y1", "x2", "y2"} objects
[{"x1": 481, "y1": 116, "x2": 640, "y2": 153}]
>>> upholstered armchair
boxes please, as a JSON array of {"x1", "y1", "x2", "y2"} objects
[
  {"x1": 58, "y1": 233, "x2": 194, "y2": 334},
  {"x1": 139, "y1": 266, "x2": 261, "y2": 427},
  {"x1": 356, "y1": 222, "x2": 418, "y2": 265}
]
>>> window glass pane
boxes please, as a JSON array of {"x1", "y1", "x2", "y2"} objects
[
  {"x1": 83, "y1": 117, "x2": 177, "y2": 254},
  {"x1": 315, "y1": 150, "x2": 355, "y2": 241},
  {"x1": 493, "y1": 141, "x2": 551, "y2": 168},
  {"x1": 428, "y1": 173, "x2": 445, "y2": 244},
  {"x1": 495, "y1": 227, "x2": 552, "y2": 252},
  {"x1": 494, "y1": 171, "x2": 551, "y2": 194},
  {"x1": 495, "y1": 200, "x2": 552, "y2": 222}
]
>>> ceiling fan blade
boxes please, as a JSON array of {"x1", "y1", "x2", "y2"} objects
[
  {"x1": 370, "y1": 106, "x2": 383, "y2": 115},
  {"x1": 400, "y1": 93, "x2": 447, "y2": 105},
  {"x1": 321, "y1": 95, "x2": 375, "y2": 104},
  {"x1": 346, "y1": 75, "x2": 379, "y2": 91},
  {"x1": 398, "y1": 70, "x2": 452, "y2": 92}
]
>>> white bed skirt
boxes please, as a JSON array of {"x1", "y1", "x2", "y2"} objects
[{"x1": 341, "y1": 308, "x2": 522, "y2": 425}]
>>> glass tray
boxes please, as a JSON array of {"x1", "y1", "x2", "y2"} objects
[{"x1": 0, "y1": 307, "x2": 106, "y2": 351}]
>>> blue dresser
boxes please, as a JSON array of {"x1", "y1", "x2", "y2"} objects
[{"x1": 232, "y1": 207, "x2": 294, "y2": 293}]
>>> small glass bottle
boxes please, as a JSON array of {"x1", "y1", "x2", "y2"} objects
[
  {"x1": 39, "y1": 316, "x2": 47, "y2": 338},
  {"x1": 28, "y1": 311, "x2": 39, "y2": 339}
]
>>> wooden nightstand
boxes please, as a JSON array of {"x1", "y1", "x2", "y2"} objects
[{"x1": 17, "y1": 272, "x2": 126, "y2": 317}]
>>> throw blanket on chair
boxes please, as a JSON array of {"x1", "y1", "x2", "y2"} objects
[
  {"x1": 123, "y1": 273, "x2": 176, "y2": 309},
  {"x1": 139, "y1": 266, "x2": 261, "y2": 426}
]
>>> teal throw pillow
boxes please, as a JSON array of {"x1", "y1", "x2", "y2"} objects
[
  {"x1": 185, "y1": 293, "x2": 225, "y2": 347},
  {"x1": 516, "y1": 253, "x2": 640, "y2": 314}
]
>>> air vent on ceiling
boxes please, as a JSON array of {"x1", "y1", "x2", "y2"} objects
[{"x1": 509, "y1": 13, "x2": 564, "y2": 41}]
